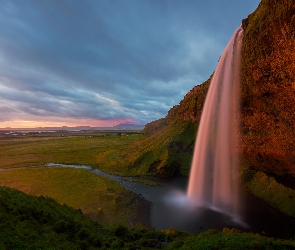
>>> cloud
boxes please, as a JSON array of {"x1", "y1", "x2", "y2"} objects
[{"x1": 0, "y1": 0, "x2": 260, "y2": 127}]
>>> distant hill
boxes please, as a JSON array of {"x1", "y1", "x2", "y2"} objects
[
  {"x1": 112, "y1": 123, "x2": 145, "y2": 130},
  {"x1": 0, "y1": 124, "x2": 145, "y2": 132}
]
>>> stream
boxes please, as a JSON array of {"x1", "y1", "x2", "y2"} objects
[{"x1": 35, "y1": 164, "x2": 295, "y2": 238}]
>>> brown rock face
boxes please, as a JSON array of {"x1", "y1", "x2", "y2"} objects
[
  {"x1": 241, "y1": 0, "x2": 295, "y2": 175},
  {"x1": 141, "y1": 0, "x2": 295, "y2": 177}
]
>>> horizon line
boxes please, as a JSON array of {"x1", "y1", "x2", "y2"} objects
[{"x1": 0, "y1": 124, "x2": 145, "y2": 130}]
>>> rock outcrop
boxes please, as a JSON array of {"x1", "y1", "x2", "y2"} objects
[
  {"x1": 100, "y1": 0, "x2": 295, "y2": 178},
  {"x1": 241, "y1": 0, "x2": 295, "y2": 175},
  {"x1": 141, "y1": 0, "x2": 295, "y2": 177}
]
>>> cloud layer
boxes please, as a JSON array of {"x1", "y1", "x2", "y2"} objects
[{"x1": 0, "y1": 0, "x2": 259, "y2": 127}]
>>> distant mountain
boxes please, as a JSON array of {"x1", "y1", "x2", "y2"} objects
[
  {"x1": 0, "y1": 125, "x2": 145, "y2": 132},
  {"x1": 112, "y1": 123, "x2": 145, "y2": 130}
]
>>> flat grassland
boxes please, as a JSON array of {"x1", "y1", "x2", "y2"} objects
[
  {"x1": 0, "y1": 131, "x2": 142, "y2": 171},
  {"x1": 0, "y1": 131, "x2": 147, "y2": 227}
]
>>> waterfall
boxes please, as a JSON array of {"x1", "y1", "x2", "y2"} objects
[{"x1": 187, "y1": 27, "x2": 243, "y2": 220}]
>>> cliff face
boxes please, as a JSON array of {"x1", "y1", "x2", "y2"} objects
[
  {"x1": 241, "y1": 0, "x2": 295, "y2": 175},
  {"x1": 141, "y1": 0, "x2": 295, "y2": 177},
  {"x1": 99, "y1": 0, "x2": 295, "y2": 177}
]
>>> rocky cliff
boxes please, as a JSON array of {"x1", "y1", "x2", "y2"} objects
[
  {"x1": 141, "y1": 0, "x2": 295, "y2": 177},
  {"x1": 241, "y1": 0, "x2": 295, "y2": 175},
  {"x1": 98, "y1": 0, "x2": 295, "y2": 179}
]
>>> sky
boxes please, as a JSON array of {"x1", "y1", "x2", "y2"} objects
[{"x1": 0, "y1": 0, "x2": 260, "y2": 128}]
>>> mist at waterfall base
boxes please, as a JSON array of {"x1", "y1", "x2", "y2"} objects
[{"x1": 160, "y1": 27, "x2": 246, "y2": 232}]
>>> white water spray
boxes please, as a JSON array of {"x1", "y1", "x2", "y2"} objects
[{"x1": 187, "y1": 27, "x2": 243, "y2": 220}]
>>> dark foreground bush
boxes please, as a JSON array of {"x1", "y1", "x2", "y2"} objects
[{"x1": 0, "y1": 186, "x2": 295, "y2": 249}]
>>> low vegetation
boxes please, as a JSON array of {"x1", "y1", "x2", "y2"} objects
[
  {"x1": 242, "y1": 169, "x2": 295, "y2": 217},
  {"x1": 0, "y1": 186, "x2": 165, "y2": 249},
  {"x1": 165, "y1": 228, "x2": 295, "y2": 250},
  {"x1": 0, "y1": 132, "x2": 142, "y2": 172},
  {"x1": 1, "y1": 132, "x2": 295, "y2": 248},
  {"x1": 97, "y1": 119, "x2": 197, "y2": 176},
  {"x1": 1, "y1": 186, "x2": 295, "y2": 249},
  {"x1": 0, "y1": 167, "x2": 149, "y2": 227}
]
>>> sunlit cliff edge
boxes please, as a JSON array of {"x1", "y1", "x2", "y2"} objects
[
  {"x1": 136, "y1": 0, "x2": 295, "y2": 178},
  {"x1": 241, "y1": 0, "x2": 295, "y2": 176}
]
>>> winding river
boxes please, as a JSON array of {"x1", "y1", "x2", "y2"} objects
[{"x1": 7, "y1": 163, "x2": 295, "y2": 239}]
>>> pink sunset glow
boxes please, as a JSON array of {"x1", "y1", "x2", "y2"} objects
[
  {"x1": 0, "y1": 118, "x2": 136, "y2": 129},
  {"x1": 0, "y1": 1, "x2": 259, "y2": 131}
]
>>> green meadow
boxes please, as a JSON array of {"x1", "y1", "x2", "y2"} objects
[
  {"x1": 1, "y1": 132, "x2": 295, "y2": 249},
  {"x1": 0, "y1": 132, "x2": 145, "y2": 226},
  {"x1": 0, "y1": 167, "x2": 145, "y2": 227},
  {"x1": 0, "y1": 132, "x2": 142, "y2": 172}
]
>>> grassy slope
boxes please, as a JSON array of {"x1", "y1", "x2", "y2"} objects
[
  {"x1": 242, "y1": 170, "x2": 295, "y2": 217},
  {"x1": 2, "y1": 134, "x2": 295, "y2": 248},
  {"x1": 1, "y1": 186, "x2": 294, "y2": 250},
  {"x1": 0, "y1": 167, "x2": 144, "y2": 226},
  {"x1": 0, "y1": 133, "x2": 150, "y2": 227},
  {"x1": 96, "y1": 79, "x2": 211, "y2": 177},
  {"x1": 0, "y1": 186, "x2": 165, "y2": 249},
  {"x1": 97, "y1": 119, "x2": 197, "y2": 176},
  {"x1": 165, "y1": 229, "x2": 295, "y2": 250}
]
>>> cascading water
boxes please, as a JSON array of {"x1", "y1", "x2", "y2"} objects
[{"x1": 187, "y1": 27, "x2": 243, "y2": 221}]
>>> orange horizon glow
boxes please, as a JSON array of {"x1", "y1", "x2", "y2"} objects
[{"x1": 0, "y1": 118, "x2": 137, "y2": 129}]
